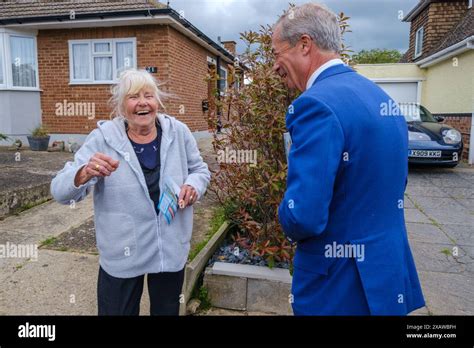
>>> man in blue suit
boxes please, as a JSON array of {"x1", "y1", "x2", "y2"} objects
[{"x1": 273, "y1": 3, "x2": 425, "y2": 315}]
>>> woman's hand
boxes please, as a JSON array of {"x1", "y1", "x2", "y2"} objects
[
  {"x1": 178, "y1": 184, "x2": 198, "y2": 209},
  {"x1": 74, "y1": 153, "x2": 120, "y2": 187}
]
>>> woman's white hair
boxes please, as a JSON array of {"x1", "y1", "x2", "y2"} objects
[
  {"x1": 109, "y1": 68, "x2": 170, "y2": 119},
  {"x1": 274, "y1": 3, "x2": 341, "y2": 53}
]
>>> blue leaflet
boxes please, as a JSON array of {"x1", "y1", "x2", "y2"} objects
[
  {"x1": 158, "y1": 177, "x2": 181, "y2": 224},
  {"x1": 283, "y1": 132, "x2": 292, "y2": 162}
]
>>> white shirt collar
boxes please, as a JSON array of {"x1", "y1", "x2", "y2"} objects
[{"x1": 305, "y1": 58, "x2": 345, "y2": 90}]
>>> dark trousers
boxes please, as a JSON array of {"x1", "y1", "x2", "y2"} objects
[{"x1": 97, "y1": 266, "x2": 185, "y2": 316}]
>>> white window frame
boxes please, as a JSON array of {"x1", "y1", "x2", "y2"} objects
[
  {"x1": 219, "y1": 65, "x2": 228, "y2": 95},
  {"x1": 92, "y1": 39, "x2": 113, "y2": 83},
  {"x1": 414, "y1": 27, "x2": 424, "y2": 58},
  {"x1": 69, "y1": 40, "x2": 92, "y2": 83},
  {"x1": 69, "y1": 37, "x2": 136, "y2": 84},
  {"x1": 469, "y1": 0, "x2": 472, "y2": 9},
  {"x1": 114, "y1": 39, "x2": 136, "y2": 79},
  {"x1": 0, "y1": 34, "x2": 5, "y2": 88},
  {"x1": 0, "y1": 32, "x2": 40, "y2": 91}
]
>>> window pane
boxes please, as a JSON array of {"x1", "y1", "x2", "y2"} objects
[
  {"x1": 72, "y1": 43, "x2": 90, "y2": 80},
  {"x1": 94, "y1": 42, "x2": 110, "y2": 53},
  {"x1": 219, "y1": 68, "x2": 227, "y2": 91},
  {"x1": 10, "y1": 36, "x2": 36, "y2": 87},
  {"x1": 415, "y1": 28, "x2": 423, "y2": 55},
  {"x1": 116, "y1": 42, "x2": 133, "y2": 77},
  {"x1": 94, "y1": 56, "x2": 112, "y2": 81}
]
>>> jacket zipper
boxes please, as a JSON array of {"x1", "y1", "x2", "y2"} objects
[{"x1": 157, "y1": 136, "x2": 173, "y2": 272}]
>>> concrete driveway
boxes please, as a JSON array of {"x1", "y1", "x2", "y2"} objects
[{"x1": 405, "y1": 164, "x2": 474, "y2": 315}]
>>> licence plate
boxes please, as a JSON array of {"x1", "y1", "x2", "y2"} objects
[{"x1": 409, "y1": 150, "x2": 442, "y2": 158}]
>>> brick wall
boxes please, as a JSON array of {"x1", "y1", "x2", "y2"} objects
[
  {"x1": 166, "y1": 27, "x2": 211, "y2": 132},
  {"x1": 37, "y1": 24, "x2": 216, "y2": 134},
  {"x1": 439, "y1": 114, "x2": 472, "y2": 160},
  {"x1": 406, "y1": 3, "x2": 429, "y2": 62},
  {"x1": 406, "y1": 0, "x2": 468, "y2": 62}
]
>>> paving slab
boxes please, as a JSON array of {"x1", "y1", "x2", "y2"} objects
[
  {"x1": 443, "y1": 187, "x2": 474, "y2": 199},
  {"x1": 417, "y1": 270, "x2": 474, "y2": 315},
  {"x1": 409, "y1": 196, "x2": 465, "y2": 210},
  {"x1": 442, "y1": 224, "x2": 474, "y2": 247},
  {"x1": 422, "y1": 207, "x2": 474, "y2": 226},
  {"x1": 410, "y1": 241, "x2": 467, "y2": 274},
  {"x1": 452, "y1": 198, "x2": 474, "y2": 212},
  {"x1": 428, "y1": 176, "x2": 473, "y2": 188},
  {"x1": 405, "y1": 185, "x2": 448, "y2": 198},
  {"x1": 404, "y1": 208, "x2": 431, "y2": 224},
  {"x1": 404, "y1": 197, "x2": 415, "y2": 208},
  {"x1": 406, "y1": 222, "x2": 453, "y2": 245},
  {"x1": 0, "y1": 249, "x2": 99, "y2": 315},
  {"x1": 0, "y1": 194, "x2": 94, "y2": 244},
  {"x1": 0, "y1": 229, "x2": 31, "y2": 245}
]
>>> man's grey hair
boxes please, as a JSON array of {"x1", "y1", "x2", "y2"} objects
[{"x1": 274, "y1": 3, "x2": 341, "y2": 53}]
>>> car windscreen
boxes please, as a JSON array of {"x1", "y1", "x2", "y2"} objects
[{"x1": 400, "y1": 104, "x2": 437, "y2": 123}]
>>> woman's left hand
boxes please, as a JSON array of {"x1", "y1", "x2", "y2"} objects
[{"x1": 178, "y1": 184, "x2": 198, "y2": 209}]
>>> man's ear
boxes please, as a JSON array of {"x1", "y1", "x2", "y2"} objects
[{"x1": 300, "y1": 34, "x2": 312, "y2": 55}]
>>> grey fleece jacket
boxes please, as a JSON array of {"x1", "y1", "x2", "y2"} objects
[{"x1": 50, "y1": 114, "x2": 211, "y2": 278}]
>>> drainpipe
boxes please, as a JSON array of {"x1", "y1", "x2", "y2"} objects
[
  {"x1": 470, "y1": 108, "x2": 474, "y2": 165},
  {"x1": 216, "y1": 55, "x2": 222, "y2": 133}
]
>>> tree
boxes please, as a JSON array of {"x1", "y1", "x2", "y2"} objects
[
  {"x1": 207, "y1": 8, "x2": 353, "y2": 268},
  {"x1": 352, "y1": 49, "x2": 402, "y2": 64}
]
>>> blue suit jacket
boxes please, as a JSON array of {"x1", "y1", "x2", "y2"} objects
[{"x1": 278, "y1": 64, "x2": 425, "y2": 315}]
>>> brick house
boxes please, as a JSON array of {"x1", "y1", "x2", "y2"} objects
[
  {"x1": 357, "y1": 0, "x2": 473, "y2": 162},
  {"x1": 0, "y1": 0, "x2": 239, "y2": 145}
]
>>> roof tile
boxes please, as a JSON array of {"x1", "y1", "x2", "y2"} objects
[
  {"x1": 0, "y1": 0, "x2": 166, "y2": 20},
  {"x1": 429, "y1": 7, "x2": 473, "y2": 55}
]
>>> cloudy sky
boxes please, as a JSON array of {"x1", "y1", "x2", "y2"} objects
[{"x1": 166, "y1": 0, "x2": 419, "y2": 55}]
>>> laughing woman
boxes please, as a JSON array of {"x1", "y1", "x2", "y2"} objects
[{"x1": 50, "y1": 69, "x2": 210, "y2": 315}]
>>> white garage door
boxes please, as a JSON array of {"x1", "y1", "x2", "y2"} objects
[{"x1": 376, "y1": 82, "x2": 418, "y2": 105}]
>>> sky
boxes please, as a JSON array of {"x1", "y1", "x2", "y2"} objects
[{"x1": 165, "y1": 0, "x2": 419, "y2": 55}]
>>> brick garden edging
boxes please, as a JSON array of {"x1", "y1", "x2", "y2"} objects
[
  {"x1": 203, "y1": 262, "x2": 293, "y2": 315},
  {"x1": 179, "y1": 221, "x2": 231, "y2": 315}
]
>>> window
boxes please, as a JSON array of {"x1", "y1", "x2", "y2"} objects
[
  {"x1": 414, "y1": 27, "x2": 424, "y2": 58},
  {"x1": 0, "y1": 32, "x2": 38, "y2": 89},
  {"x1": 115, "y1": 41, "x2": 134, "y2": 78},
  {"x1": 10, "y1": 35, "x2": 37, "y2": 87},
  {"x1": 69, "y1": 38, "x2": 136, "y2": 83},
  {"x1": 469, "y1": 0, "x2": 472, "y2": 8},
  {"x1": 92, "y1": 41, "x2": 112, "y2": 81},
  {"x1": 218, "y1": 66, "x2": 227, "y2": 93},
  {"x1": 71, "y1": 43, "x2": 90, "y2": 80},
  {"x1": 234, "y1": 75, "x2": 241, "y2": 90}
]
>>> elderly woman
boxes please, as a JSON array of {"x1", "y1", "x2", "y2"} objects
[{"x1": 50, "y1": 69, "x2": 210, "y2": 316}]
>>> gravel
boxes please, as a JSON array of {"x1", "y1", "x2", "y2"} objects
[{"x1": 207, "y1": 238, "x2": 290, "y2": 269}]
